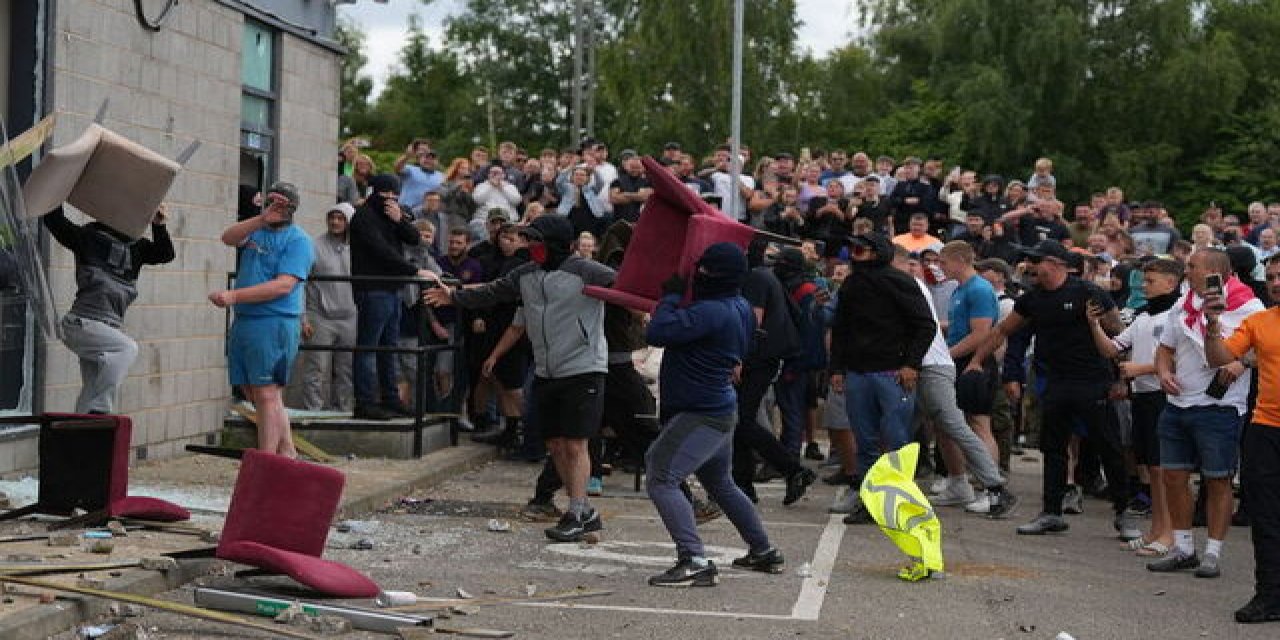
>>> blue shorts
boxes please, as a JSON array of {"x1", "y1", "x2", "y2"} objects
[
  {"x1": 1157, "y1": 404, "x2": 1242, "y2": 478},
  {"x1": 228, "y1": 315, "x2": 301, "y2": 387}
]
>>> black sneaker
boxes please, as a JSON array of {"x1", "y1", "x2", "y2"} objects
[
  {"x1": 1015, "y1": 513, "x2": 1069, "y2": 535},
  {"x1": 1235, "y1": 594, "x2": 1280, "y2": 624},
  {"x1": 843, "y1": 504, "x2": 875, "y2": 525},
  {"x1": 519, "y1": 500, "x2": 562, "y2": 522},
  {"x1": 648, "y1": 558, "x2": 718, "y2": 587},
  {"x1": 353, "y1": 404, "x2": 394, "y2": 421},
  {"x1": 732, "y1": 547, "x2": 784, "y2": 574},
  {"x1": 544, "y1": 509, "x2": 602, "y2": 542},
  {"x1": 823, "y1": 471, "x2": 855, "y2": 486},
  {"x1": 783, "y1": 468, "x2": 816, "y2": 506},
  {"x1": 804, "y1": 442, "x2": 825, "y2": 461},
  {"x1": 1147, "y1": 552, "x2": 1199, "y2": 573},
  {"x1": 986, "y1": 487, "x2": 1019, "y2": 520}
]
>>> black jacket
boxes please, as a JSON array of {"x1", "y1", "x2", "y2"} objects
[
  {"x1": 349, "y1": 205, "x2": 421, "y2": 292},
  {"x1": 829, "y1": 233, "x2": 936, "y2": 373}
]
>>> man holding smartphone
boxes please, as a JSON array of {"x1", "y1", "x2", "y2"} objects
[
  {"x1": 1148, "y1": 249, "x2": 1264, "y2": 578},
  {"x1": 1204, "y1": 256, "x2": 1280, "y2": 623},
  {"x1": 967, "y1": 239, "x2": 1132, "y2": 537}
]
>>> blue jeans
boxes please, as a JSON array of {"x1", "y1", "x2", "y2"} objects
[
  {"x1": 646, "y1": 412, "x2": 771, "y2": 560},
  {"x1": 844, "y1": 371, "x2": 916, "y2": 478},
  {"x1": 354, "y1": 289, "x2": 402, "y2": 406},
  {"x1": 1158, "y1": 404, "x2": 1243, "y2": 478}
]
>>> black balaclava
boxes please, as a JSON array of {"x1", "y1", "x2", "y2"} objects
[
  {"x1": 366, "y1": 174, "x2": 401, "y2": 217},
  {"x1": 528, "y1": 215, "x2": 574, "y2": 270},
  {"x1": 693, "y1": 242, "x2": 749, "y2": 300},
  {"x1": 772, "y1": 246, "x2": 807, "y2": 290}
]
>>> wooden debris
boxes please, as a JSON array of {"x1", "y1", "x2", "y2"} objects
[{"x1": 0, "y1": 576, "x2": 318, "y2": 639}]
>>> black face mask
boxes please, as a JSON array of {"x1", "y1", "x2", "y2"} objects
[{"x1": 692, "y1": 272, "x2": 743, "y2": 300}]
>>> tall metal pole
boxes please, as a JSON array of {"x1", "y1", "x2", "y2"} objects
[
  {"x1": 728, "y1": 0, "x2": 744, "y2": 220},
  {"x1": 571, "y1": 0, "x2": 585, "y2": 143},
  {"x1": 585, "y1": 0, "x2": 597, "y2": 138}
]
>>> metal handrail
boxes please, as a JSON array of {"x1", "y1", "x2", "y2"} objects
[{"x1": 222, "y1": 270, "x2": 463, "y2": 455}]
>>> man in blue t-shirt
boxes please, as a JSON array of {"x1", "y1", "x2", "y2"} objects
[
  {"x1": 394, "y1": 142, "x2": 444, "y2": 210},
  {"x1": 938, "y1": 241, "x2": 1002, "y2": 503},
  {"x1": 210, "y1": 182, "x2": 315, "y2": 457}
]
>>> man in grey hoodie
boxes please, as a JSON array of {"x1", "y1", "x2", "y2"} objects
[{"x1": 425, "y1": 215, "x2": 615, "y2": 542}]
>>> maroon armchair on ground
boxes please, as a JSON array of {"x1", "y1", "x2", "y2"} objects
[
  {"x1": 0, "y1": 414, "x2": 189, "y2": 525},
  {"x1": 583, "y1": 156, "x2": 763, "y2": 313},
  {"x1": 215, "y1": 449, "x2": 380, "y2": 598}
]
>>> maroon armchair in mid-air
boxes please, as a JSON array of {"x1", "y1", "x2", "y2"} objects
[{"x1": 582, "y1": 156, "x2": 770, "y2": 313}]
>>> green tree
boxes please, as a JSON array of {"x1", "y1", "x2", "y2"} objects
[
  {"x1": 594, "y1": 0, "x2": 799, "y2": 155},
  {"x1": 373, "y1": 14, "x2": 482, "y2": 157},
  {"x1": 335, "y1": 17, "x2": 375, "y2": 139}
]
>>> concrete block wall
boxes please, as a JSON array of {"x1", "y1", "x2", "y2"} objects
[{"x1": 1, "y1": 0, "x2": 341, "y2": 476}]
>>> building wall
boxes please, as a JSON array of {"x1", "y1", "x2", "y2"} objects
[{"x1": 0, "y1": 0, "x2": 339, "y2": 476}]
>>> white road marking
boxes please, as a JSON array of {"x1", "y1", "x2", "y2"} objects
[
  {"x1": 546, "y1": 540, "x2": 745, "y2": 567},
  {"x1": 515, "y1": 601, "x2": 796, "y2": 620},
  {"x1": 790, "y1": 513, "x2": 844, "y2": 620},
  {"x1": 506, "y1": 515, "x2": 847, "y2": 621},
  {"x1": 613, "y1": 514, "x2": 827, "y2": 528}
]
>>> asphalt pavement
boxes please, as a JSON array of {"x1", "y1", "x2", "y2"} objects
[{"x1": 54, "y1": 448, "x2": 1278, "y2": 640}]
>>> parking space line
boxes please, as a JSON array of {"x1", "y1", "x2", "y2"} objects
[
  {"x1": 791, "y1": 513, "x2": 844, "y2": 620},
  {"x1": 455, "y1": 513, "x2": 848, "y2": 622},
  {"x1": 514, "y1": 601, "x2": 795, "y2": 620},
  {"x1": 612, "y1": 514, "x2": 827, "y2": 528}
]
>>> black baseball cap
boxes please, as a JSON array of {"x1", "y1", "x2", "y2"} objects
[{"x1": 1024, "y1": 239, "x2": 1072, "y2": 263}]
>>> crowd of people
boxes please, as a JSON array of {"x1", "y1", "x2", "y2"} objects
[{"x1": 208, "y1": 136, "x2": 1280, "y2": 621}]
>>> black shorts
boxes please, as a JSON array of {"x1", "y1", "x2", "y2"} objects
[
  {"x1": 954, "y1": 355, "x2": 999, "y2": 416},
  {"x1": 490, "y1": 343, "x2": 530, "y2": 390},
  {"x1": 1130, "y1": 390, "x2": 1166, "y2": 467},
  {"x1": 533, "y1": 373, "x2": 606, "y2": 440}
]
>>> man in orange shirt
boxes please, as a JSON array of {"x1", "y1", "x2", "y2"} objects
[
  {"x1": 893, "y1": 213, "x2": 943, "y2": 253},
  {"x1": 1205, "y1": 257, "x2": 1280, "y2": 624}
]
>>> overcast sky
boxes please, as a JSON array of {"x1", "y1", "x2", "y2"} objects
[{"x1": 340, "y1": 0, "x2": 861, "y2": 97}]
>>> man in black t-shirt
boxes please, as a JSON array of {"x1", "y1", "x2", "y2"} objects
[
  {"x1": 968, "y1": 240, "x2": 1135, "y2": 537},
  {"x1": 609, "y1": 151, "x2": 652, "y2": 223}
]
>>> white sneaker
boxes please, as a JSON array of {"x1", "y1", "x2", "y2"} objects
[
  {"x1": 964, "y1": 494, "x2": 991, "y2": 514},
  {"x1": 829, "y1": 487, "x2": 861, "y2": 514},
  {"x1": 928, "y1": 476, "x2": 951, "y2": 495},
  {"x1": 931, "y1": 478, "x2": 976, "y2": 506}
]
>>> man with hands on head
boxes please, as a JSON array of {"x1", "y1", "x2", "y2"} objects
[{"x1": 210, "y1": 183, "x2": 313, "y2": 456}]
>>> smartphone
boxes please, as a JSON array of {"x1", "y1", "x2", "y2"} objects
[
  {"x1": 814, "y1": 240, "x2": 827, "y2": 255},
  {"x1": 1205, "y1": 273, "x2": 1224, "y2": 298}
]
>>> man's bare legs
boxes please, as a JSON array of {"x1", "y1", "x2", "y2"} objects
[{"x1": 244, "y1": 384, "x2": 296, "y2": 458}]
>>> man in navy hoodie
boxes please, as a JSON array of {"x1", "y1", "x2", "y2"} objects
[{"x1": 644, "y1": 243, "x2": 783, "y2": 587}]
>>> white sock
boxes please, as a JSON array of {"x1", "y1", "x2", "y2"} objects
[
  {"x1": 1205, "y1": 538, "x2": 1223, "y2": 558},
  {"x1": 1174, "y1": 530, "x2": 1194, "y2": 556},
  {"x1": 689, "y1": 556, "x2": 708, "y2": 567}
]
